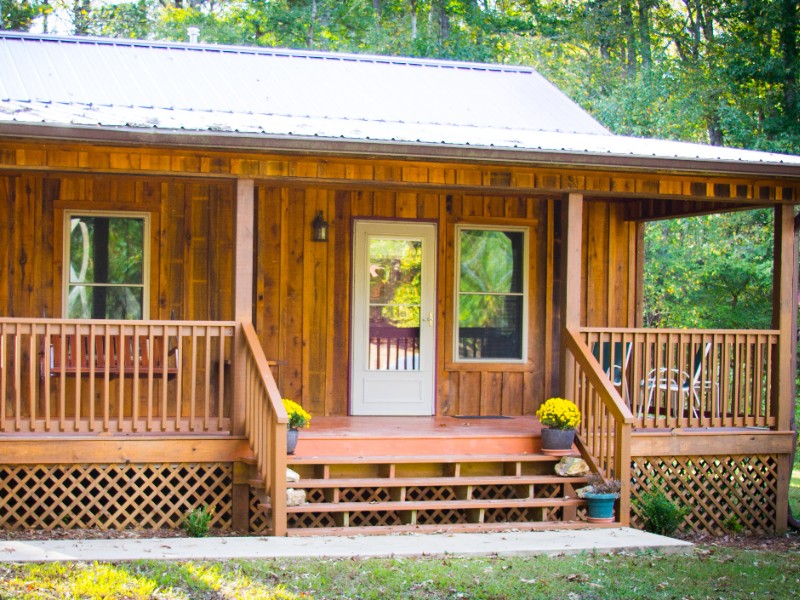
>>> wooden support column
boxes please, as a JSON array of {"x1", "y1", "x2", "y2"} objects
[
  {"x1": 232, "y1": 178, "x2": 255, "y2": 531},
  {"x1": 560, "y1": 192, "x2": 583, "y2": 400},
  {"x1": 772, "y1": 204, "x2": 796, "y2": 533}
]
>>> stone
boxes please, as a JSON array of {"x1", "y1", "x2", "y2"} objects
[
  {"x1": 286, "y1": 488, "x2": 307, "y2": 506},
  {"x1": 554, "y1": 456, "x2": 590, "y2": 476},
  {"x1": 286, "y1": 468, "x2": 301, "y2": 483}
]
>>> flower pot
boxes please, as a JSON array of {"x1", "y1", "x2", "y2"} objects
[
  {"x1": 540, "y1": 427, "x2": 575, "y2": 456},
  {"x1": 584, "y1": 492, "x2": 618, "y2": 523},
  {"x1": 287, "y1": 428, "x2": 299, "y2": 455}
]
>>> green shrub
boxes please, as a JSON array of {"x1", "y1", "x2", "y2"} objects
[
  {"x1": 723, "y1": 515, "x2": 744, "y2": 534},
  {"x1": 636, "y1": 491, "x2": 688, "y2": 536},
  {"x1": 182, "y1": 505, "x2": 215, "y2": 538}
]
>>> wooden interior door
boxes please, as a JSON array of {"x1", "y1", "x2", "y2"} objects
[{"x1": 350, "y1": 221, "x2": 436, "y2": 415}]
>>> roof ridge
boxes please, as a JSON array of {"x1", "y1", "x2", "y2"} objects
[{"x1": 0, "y1": 31, "x2": 535, "y2": 74}]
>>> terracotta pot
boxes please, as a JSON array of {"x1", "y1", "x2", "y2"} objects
[
  {"x1": 287, "y1": 428, "x2": 299, "y2": 455},
  {"x1": 540, "y1": 427, "x2": 575, "y2": 456}
]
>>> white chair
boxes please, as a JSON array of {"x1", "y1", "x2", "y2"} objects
[{"x1": 642, "y1": 342, "x2": 716, "y2": 419}]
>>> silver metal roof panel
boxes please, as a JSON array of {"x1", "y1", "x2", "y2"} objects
[{"x1": 0, "y1": 32, "x2": 798, "y2": 175}]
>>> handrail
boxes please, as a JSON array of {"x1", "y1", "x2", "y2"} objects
[
  {"x1": 241, "y1": 321, "x2": 288, "y2": 537},
  {"x1": 579, "y1": 327, "x2": 780, "y2": 429},
  {"x1": 565, "y1": 327, "x2": 633, "y2": 526},
  {"x1": 0, "y1": 317, "x2": 235, "y2": 434}
]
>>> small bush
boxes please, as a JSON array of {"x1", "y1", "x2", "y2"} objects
[
  {"x1": 182, "y1": 506, "x2": 215, "y2": 538},
  {"x1": 723, "y1": 515, "x2": 744, "y2": 534},
  {"x1": 636, "y1": 491, "x2": 688, "y2": 536}
]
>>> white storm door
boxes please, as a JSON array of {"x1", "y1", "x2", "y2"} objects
[{"x1": 350, "y1": 221, "x2": 436, "y2": 416}]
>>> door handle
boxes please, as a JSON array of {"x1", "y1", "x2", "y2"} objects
[{"x1": 422, "y1": 312, "x2": 434, "y2": 327}]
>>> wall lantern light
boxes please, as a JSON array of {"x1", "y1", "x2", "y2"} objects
[{"x1": 312, "y1": 210, "x2": 329, "y2": 242}]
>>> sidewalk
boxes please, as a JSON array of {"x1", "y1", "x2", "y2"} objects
[{"x1": 0, "y1": 528, "x2": 692, "y2": 563}]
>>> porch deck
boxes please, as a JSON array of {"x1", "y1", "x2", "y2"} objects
[{"x1": 291, "y1": 415, "x2": 544, "y2": 457}]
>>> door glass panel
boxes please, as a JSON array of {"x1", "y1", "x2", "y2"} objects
[{"x1": 367, "y1": 238, "x2": 422, "y2": 371}]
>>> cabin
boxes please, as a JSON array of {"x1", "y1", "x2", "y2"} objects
[{"x1": 0, "y1": 31, "x2": 797, "y2": 537}]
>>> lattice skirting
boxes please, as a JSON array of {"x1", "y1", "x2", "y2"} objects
[
  {"x1": 0, "y1": 463, "x2": 233, "y2": 531},
  {"x1": 630, "y1": 455, "x2": 778, "y2": 535}
]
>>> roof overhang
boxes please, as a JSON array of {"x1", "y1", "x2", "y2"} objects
[{"x1": 2, "y1": 121, "x2": 800, "y2": 182}]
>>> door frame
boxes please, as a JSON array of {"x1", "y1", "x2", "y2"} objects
[{"x1": 349, "y1": 219, "x2": 438, "y2": 416}]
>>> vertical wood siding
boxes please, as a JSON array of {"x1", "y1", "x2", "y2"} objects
[
  {"x1": 254, "y1": 186, "x2": 636, "y2": 417},
  {"x1": 0, "y1": 174, "x2": 234, "y2": 322}
]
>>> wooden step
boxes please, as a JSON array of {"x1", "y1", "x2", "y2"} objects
[
  {"x1": 287, "y1": 520, "x2": 620, "y2": 537},
  {"x1": 287, "y1": 453, "x2": 576, "y2": 465},
  {"x1": 278, "y1": 474, "x2": 588, "y2": 489},
  {"x1": 278, "y1": 497, "x2": 585, "y2": 514}
]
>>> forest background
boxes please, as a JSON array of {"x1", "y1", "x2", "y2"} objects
[{"x1": 2, "y1": 0, "x2": 799, "y2": 329}]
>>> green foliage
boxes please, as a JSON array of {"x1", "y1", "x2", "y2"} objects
[
  {"x1": 723, "y1": 515, "x2": 744, "y2": 534},
  {"x1": 643, "y1": 209, "x2": 774, "y2": 329},
  {"x1": 635, "y1": 490, "x2": 689, "y2": 536},
  {"x1": 181, "y1": 505, "x2": 215, "y2": 537}
]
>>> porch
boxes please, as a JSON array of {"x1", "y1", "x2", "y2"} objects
[{"x1": 1, "y1": 317, "x2": 792, "y2": 537}]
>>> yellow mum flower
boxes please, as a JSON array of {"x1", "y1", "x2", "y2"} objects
[
  {"x1": 282, "y1": 399, "x2": 312, "y2": 429},
  {"x1": 536, "y1": 397, "x2": 581, "y2": 430}
]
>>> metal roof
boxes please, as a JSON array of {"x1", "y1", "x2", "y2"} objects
[{"x1": 1, "y1": 32, "x2": 800, "y2": 175}]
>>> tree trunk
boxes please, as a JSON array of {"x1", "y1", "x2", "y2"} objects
[
  {"x1": 780, "y1": 0, "x2": 799, "y2": 125},
  {"x1": 410, "y1": 0, "x2": 417, "y2": 40},
  {"x1": 621, "y1": 0, "x2": 636, "y2": 73},
  {"x1": 638, "y1": 0, "x2": 653, "y2": 69}
]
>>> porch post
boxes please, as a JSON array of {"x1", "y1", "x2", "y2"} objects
[
  {"x1": 561, "y1": 192, "x2": 583, "y2": 401},
  {"x1": 772, "y1": 204, "x2": 796, "y2": 533},
  {"x1": 232, "y1": 179, "x2": 255, "y2": 531},
  {"x1": 772, "y1": 204, "x2": 795, "y2": 432},
  {"x1": 233, "y1": 178, "x2": 255, "y2": 436}
]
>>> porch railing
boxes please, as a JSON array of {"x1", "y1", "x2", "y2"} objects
[
  {"x1": 242, "y1": 321, "x2": 287, "y2": 537},
  {"x1": 580, "y1": 327, "x2": 780, "y2": 429},
  {"x1": 0, "y1": 318, "x2": 235, "y2": 434},
  {"x1": 565, "y1": 328, "x2": 633, "y2": 525}
]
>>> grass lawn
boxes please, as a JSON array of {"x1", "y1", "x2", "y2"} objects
[{"x1": 1, "y1": 545, "x2": 799, "y2": 599}]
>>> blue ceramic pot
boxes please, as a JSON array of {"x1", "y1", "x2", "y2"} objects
[{"x1": 585, "y1": 492, "x2": 618, "y2": 522}]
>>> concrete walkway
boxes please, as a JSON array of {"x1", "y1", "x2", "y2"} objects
[{"x1": 0, "y1": 528, "x2": 691, "y2": 563}]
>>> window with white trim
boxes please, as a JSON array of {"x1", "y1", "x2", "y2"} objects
[
  {"x1": 455, "y1": 225, "x2": 528, "y2": 361},
  {"x1": 65, "y1": 212, "x2": 149, "y2": 319}
]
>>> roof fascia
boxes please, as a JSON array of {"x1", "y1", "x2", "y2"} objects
[{"x1": 1, "y1": 122, "x2": 799, "y2": 182}]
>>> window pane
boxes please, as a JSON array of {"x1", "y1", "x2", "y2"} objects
[
  {"x1": 69, "y1": 218, "x2": 95, "y2": 284},
  {"x1": 69, "y1": 216, "x2": 144, "y2": 285},
  {"x1": 458, "y1": 295, "x2": 523, "y2": 359},
  {"x1": 105, "y1": 287, "x2": 144, "y2": 319},
  {"x1": 459, "y1": 230, "x2": 524, "y2": 294},
  {"x1": 67, "y1": 286, "x2": 143, "y2": 320},
  {"x1": 367, "y1": 238, "x2": 421, "y2": 370},
  {"x1": 108, "y1": 218, "x2": 144, "y2": 284},
  {"x1": 66, "y1": 285, "x2": 93, "y2": 319}
]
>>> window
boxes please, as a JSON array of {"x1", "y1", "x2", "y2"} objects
[
  {"x1": 455, "y1": 225, "x2": 527, "y2": 361},
  {"x1": 64, "y1": 212, "x2": 149, "y2": 319}
]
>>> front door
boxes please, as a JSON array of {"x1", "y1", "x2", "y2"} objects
[{"x1": 350, "y1": 221, "x2": 436, "y2": 415}]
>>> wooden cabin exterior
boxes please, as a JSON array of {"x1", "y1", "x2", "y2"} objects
[{"x1": 0, "y1": 32, "x2": 798, "y2": 537}]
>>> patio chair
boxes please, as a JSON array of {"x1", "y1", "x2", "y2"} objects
[
  {"x1": 642, "y1": 342, "x2": 715, "y2": 418},
  {"x1": 591, "y1": 341, "x2": 632, "y2": 401}
]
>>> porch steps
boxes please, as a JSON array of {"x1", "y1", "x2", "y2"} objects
[{"x1": 257, "y1": 451, "x2": 593, "y2": 535}]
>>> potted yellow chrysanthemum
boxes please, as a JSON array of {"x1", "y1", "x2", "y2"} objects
[
  {"x1": 282, "y1": 399, "x2": 311, "y2": 455},
  {"x1": 535, "y1": 397, "x2": 581, "y2": 456}
]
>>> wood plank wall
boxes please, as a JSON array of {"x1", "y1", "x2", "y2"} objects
[
  {"x1": 254, "y1": 186, "x2": 637, "y2": 418},
  {"x1": 582, "y1": 200, "x2": 638, "y2": 327},
  {"x1": 1, "y1": 169, "x2": 637, "y2": 418},
  {"x1": 0, "y1": 173, "x2": 234, "y2": 321}
]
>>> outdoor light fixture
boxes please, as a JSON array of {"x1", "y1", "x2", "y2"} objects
[{"x1": 312, "y1": 210, "x2": 329, "y2": 242}]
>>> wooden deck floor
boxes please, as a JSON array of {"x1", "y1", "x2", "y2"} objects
[{"x1": 291, "y1": 416, "x2": 544, "y2": 458}]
